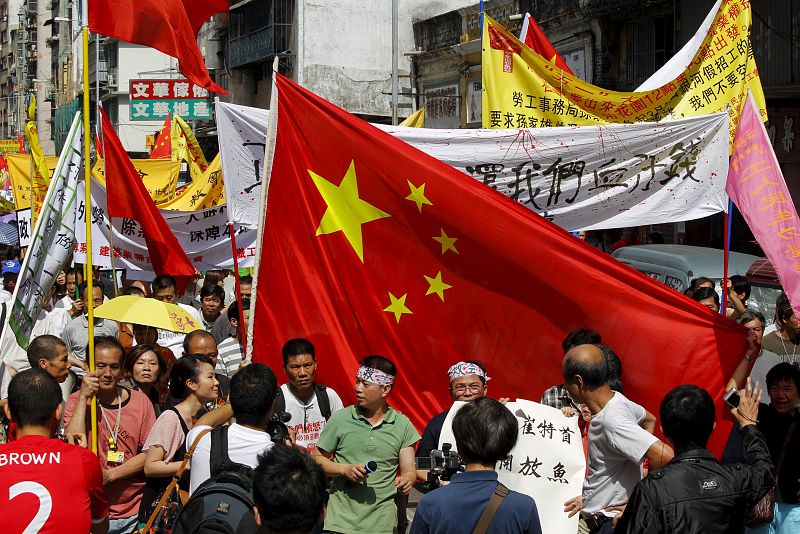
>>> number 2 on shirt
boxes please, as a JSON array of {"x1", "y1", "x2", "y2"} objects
[{"x1": 9, "y1": 481, "x2": 52, "y2": 534}]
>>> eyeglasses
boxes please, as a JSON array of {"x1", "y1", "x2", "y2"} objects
[{"x1": 451, "y1": 383, "x2": 483, "y2": 394}]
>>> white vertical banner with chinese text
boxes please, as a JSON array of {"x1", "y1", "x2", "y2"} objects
[
  {"x1": 217, "y1": 103, "x2": 729, "y2": 231},
  {"x1": 438, "y1": 399, "x2": 584, "y2": 534},
  {"x1": 0, "y1": 114, "x2": 83, "y2": 373},
  {"x1": 72, "y1": 179, "x2": 256, "y2": 271}
]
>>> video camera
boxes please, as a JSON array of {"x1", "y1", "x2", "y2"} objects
[
  {"x1": 266, "y1": 410, "x2": 292, "y2": 444},
  {"x1": 414, "y1": 443, "x2": 465, "y2": 492}
]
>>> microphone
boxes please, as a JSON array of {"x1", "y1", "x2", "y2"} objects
[{"x1": 364, "y1": 461, "x2": 377, "y2": 473}]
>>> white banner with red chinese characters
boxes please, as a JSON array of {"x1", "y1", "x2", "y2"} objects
[
  {"x1": 72, "y1": 179, "x2": 257, "y2": 271},
  {"x1": 218, "y1": 103, "x2": 728, "y2": 231},
  {"x1": 438, "y1": 399, "x2": 584, "y2": 534}
]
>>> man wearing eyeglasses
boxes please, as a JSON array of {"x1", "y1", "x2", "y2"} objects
[{"x1": 415, "y1": 361, "x2": 490, "y2": 468}]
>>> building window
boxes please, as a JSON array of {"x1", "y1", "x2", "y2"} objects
[{"x1": 626, "y1": 16, "x2": 673, "y2": 89}]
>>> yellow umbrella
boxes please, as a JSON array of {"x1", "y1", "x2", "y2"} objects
[{"x1": 94, "y1": 295, "x2": 201, "y2": 333}]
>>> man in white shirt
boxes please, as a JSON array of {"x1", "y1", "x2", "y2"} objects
[
  {"x1": 0, "y1": 259, "x2": 20, "y2": 303},
  {"x1": 151, "y1": 274, "x2": 203, "y2": 357},
  {"x1": 278, "y1": 338, "x2": 344, "y2": 452},
  {"x1": 561, "y1": 344, "x2": 674, "y2": 534},
  {"x1": 185, "y1": 363, "x2": 279, "y2": 494}
]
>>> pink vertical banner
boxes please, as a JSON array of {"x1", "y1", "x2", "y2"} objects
[{"x1": 727, "y1": 92, "x2": 800, "y2": 315}]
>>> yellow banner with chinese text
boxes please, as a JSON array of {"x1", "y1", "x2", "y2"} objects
[
  {"x1": 482, "y1": 0, "x2": 765, "y2": 147},
  {"x1": 92, "y1": 158, "x2": 181, "y2": 205},
  {"x1": 6, "y1": 154, "x2": 57, "y2": 214},
  {"x1": 172, "y1": 115, "x2": 209, "y2": 181},
  {"x1": 159, "y1": 154, "x2": 224, "y2": 210}
]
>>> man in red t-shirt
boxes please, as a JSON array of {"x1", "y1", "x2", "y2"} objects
[
  {"x1": 64, "y1": 336, "x2": 156, "y2": 534},
  {"x1": 0, "y1": 369, "x2": 108, "y2": 533}
]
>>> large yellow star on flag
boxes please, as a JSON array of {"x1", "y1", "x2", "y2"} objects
[
  {"x1": 433, "y1": 228, "x2": 459, "y2": 255},
  {"x1": 309, "y1": 160, "x2": 391, "y2": 262},
  {"x1": 424, "y1": 271, "x2": 452, "y2": 302},
  {"x1": 405, "y1": 180, "x2": 432, "y2": 212},
  {"x1": 384, "y1": 292, "x2": 412, "y2": 323}
]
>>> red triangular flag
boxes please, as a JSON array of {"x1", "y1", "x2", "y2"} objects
[
  {"x1": 149, "y1": 115, "x2": 172, "y2": 159},
  {"x1": 251, "y1": 74, "x2": 746, "y2": 456},
  {"x1": 88, "y1": 0, "x2": 227, "y2": 93},
  {"x1": 519, "y1": 13, "x2": 574, "y2": 74},
  {"x1": 100, "y1": 107, "x2": 195, "y2": 285}
]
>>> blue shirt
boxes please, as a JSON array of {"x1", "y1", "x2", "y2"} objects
[{"x1": 410, "y1": 470, "x2": 542, "y2": 534}]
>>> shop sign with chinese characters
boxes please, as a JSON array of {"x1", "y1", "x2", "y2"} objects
[{"x1": 129, "y1": 79, "x2": 212, "y2": 121}]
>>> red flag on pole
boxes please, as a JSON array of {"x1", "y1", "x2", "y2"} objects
[
  {"x1": 88, "y1": 0, "x2": 227, "y2": 93},
  {"x1": 149, "y1": 115, "x2": 172, "y2": 159},
  {"x1": 100, "y1": 107, "x2": 195, "y2": 285},
  {"x1": 519, "y1": 13, "x2": 574, "y2": 75},
  {"x1": 251, "y1": 74, "x2": 747, "y2": 455}
]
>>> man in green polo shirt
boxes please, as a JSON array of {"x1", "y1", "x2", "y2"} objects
[{"x1": 314, "y1": 355, "x2": 420, "y2": 534}]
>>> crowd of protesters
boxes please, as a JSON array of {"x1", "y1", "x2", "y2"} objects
[{"x1": 0, "y1": 263, "x2": 797, "y2": 534}]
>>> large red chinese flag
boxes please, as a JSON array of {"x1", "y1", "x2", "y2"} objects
[
  {"x1": 88, "y1": 0, "x2": 227, "y2": 93},
  {"x1": 520, "y1": 13, "x2": 574, "y2": 75},
  {"x1": 100, "y1": 107, "x2": 195, "y2": 284},
  {"x1": 253, "y1": 74, "x2": 746, "y2": 455}
]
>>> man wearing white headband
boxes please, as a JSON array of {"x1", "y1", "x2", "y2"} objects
[
  {"x1": 314, "y1": 355, "x2": 420, "y2": 534},
  {"x1": 416, "y1": 360, "x2": 490, "y2": 470}
]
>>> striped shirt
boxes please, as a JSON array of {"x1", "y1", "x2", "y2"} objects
[{"x1": 216, "y1": 337, "x2": 243, "y2": 378}]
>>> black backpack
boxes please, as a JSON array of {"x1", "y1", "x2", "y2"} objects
[
  {"x1": 173, "y1": 426, "x2": 257, "y2": 534},
  {"x1": 274, "y1": 383, "x2": 332, "y2": 420}
]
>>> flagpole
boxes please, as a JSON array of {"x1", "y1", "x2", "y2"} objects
[
  {"x1": 228, "y1": 223, "x2": 247, "y2": 357},
  {"x1": 721, "y1": 200, "x2": 732, "y2": 316},
  {"x1": 245, "y1": 57, "x2": 280, "y2": 361},
  {"x1": 81, "y1": 0, "x2": 98, "y2": 455}
]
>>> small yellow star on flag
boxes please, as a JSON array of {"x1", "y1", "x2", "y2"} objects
[
  {"x1": 433, "y1": 228, "x2": 459, "y2": 255},
  {"x1": 384, "y1": 292, "x2": 412, "y2": 323},
  {"x1": 309, "y1": 160, "x2": 391, "y2": 262},
  {"x1": 405, "y1": 180, "x2": 432, "y2": 212},
  {"x1": 424, "y1": 271, "x2": 452, "y2": 302}
]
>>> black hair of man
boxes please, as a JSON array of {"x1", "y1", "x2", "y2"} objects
[
  {"x1": 88, "y1": 336, "x2": 125, "y2": 364},
  {"x1": 230, "y1": 363, "x2": 278, "y2": 427},
  {"x1": 182, "y1": 329, "x2": 216, "y2": 354},
  {"x1": 360, "y1": 355, "x2": 397, "y2": 378},
  {"x1": 282, "y1": 338, "x2": 316, "y2": 367},
  {"x1": 660, "y1": 384, "x2": 715, "y2": 453},
  {"x1": 27, "y1": 334, "x2": 67, "y2": 369},
  {"x1": 453, "y1": 397, "x2": 518, "y2": 466},
  {"x1": 599, "y1": 344, "x2": 624, "y2": 394},
  {"x1": 240, "y1": 275, "x2": 253, "y2": 285},
  {"x1": 7, "y1": 369, "x2": 63, "y2": 429},
  {"x1": 253, "y1": 444, "x2": 328, "y2": 534},
  {"x1": 563, "y1": 345, "x2": 608, "y2": 389},
  {"x1": 561, "y1": 328, "x2": 602, "y2": 353},
  {"x1": 200, "y1": 283, "x2": 225, "y2": 303},
  {"x1": 151, "y1": 274, "x2": 177, "y2": 292},
  {"x1": 688, "y1": 277, "x2": 714, "y2": 293},
  {"x1": 736, "y1": 310, "x2": 766, "y2": 327},
  {"x1": 227, "y1": 298, "x2": 251, "y2": 321},
  {"x1": 77, "y1": 278, "x2": 105, "y2": 299},
  {"x1": 691, "y1": 286, "x2": 720, "y2": 307},
  {"x1": 122, "y1": 285, "x2": 145, "y2": 297},
  {"x1": 776, "y1": 293, "x2": 793, "y2": 326},
  {"x1": 729, "y1": 274, "x2": 751, "y2": 302},
  {"x1": 766, "y1": 362, "x2": 800, "y2": 391}
]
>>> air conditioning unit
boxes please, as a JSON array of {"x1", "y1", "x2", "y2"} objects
[
  {"x1": 107, "y1": 73, "x2": 116, "y2": 88},
  {"x1": 2, "y1": 16, "x2": 7, "y2": 22}
]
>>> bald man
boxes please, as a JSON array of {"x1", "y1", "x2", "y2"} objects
[{"x1": 561, "y1": 344, "x2": 674, "y2": 534}]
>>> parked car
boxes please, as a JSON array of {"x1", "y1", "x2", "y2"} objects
[{"x1": 612, "y1": 244, "x2": 759, "y2": 290}]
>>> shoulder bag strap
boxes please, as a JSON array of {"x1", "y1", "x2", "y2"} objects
[
  {"x1": 142, "y1": 427, "x2": 212, "y2": 533},
  {"x1": 315, "y1": 384, "x2": 331, "y2": 421},
  {"x1": 472, "y1": 482, "x2": 510, "y2": 534},
  {"x1": 209, "y1": 425, "x2": 231, "y2": 476},
  {"x1": 774, "y1": 422, "x2": 797, "y2": 485}
]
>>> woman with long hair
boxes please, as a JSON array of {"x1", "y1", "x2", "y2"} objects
[{"x1": 137, "y1": 355, "x2": 218, "y2": 525}]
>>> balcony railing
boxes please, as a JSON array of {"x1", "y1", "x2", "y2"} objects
[{"x1": 228, "y1": 22, "x2": 292, "y2": 68}]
